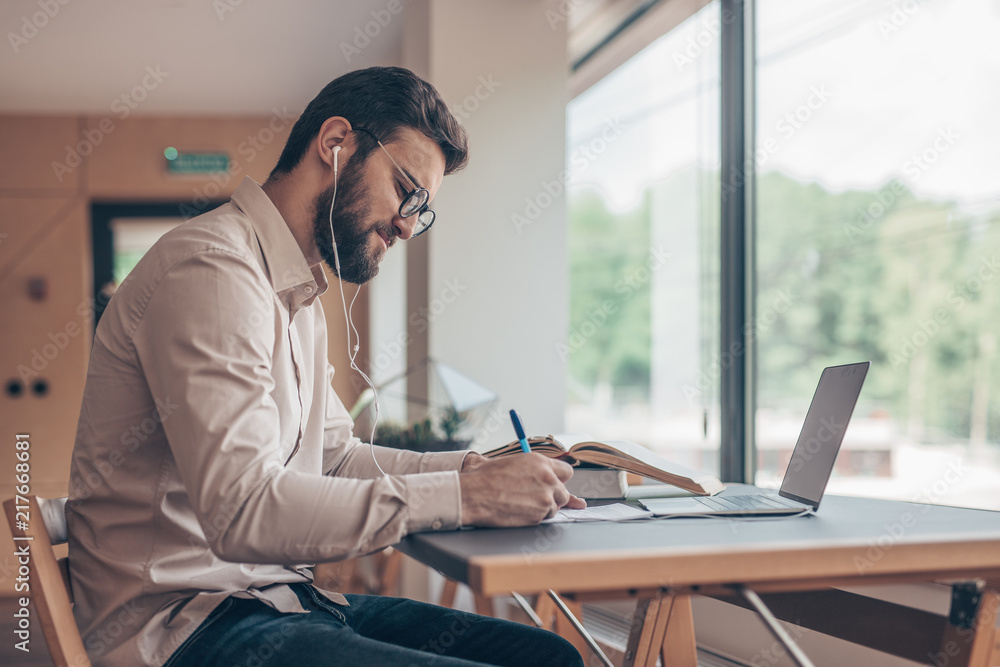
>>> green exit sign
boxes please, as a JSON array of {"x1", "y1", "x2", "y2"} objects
[{"x1": 164, "y1": 149, "x2": 230, "y2": 174}]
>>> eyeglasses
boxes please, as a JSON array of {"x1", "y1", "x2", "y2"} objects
[{"x1": 354, "y1": 126, "x2": 435, "y2": 237}]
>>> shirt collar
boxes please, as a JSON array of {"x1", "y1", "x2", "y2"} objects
[{"x1": 231, "y1": 176, "x2": 329, "y2": 310}]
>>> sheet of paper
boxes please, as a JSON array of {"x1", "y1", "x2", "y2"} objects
[{"x1": 541, "y1": 502, "x2": 653, "y2": 524}]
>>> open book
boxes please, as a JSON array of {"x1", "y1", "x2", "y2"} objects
[{"x1": 484, "y1": 434, "x2": 725, "y2": 497}]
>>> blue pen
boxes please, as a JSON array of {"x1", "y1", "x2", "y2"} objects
[{"x1": 508, "y1": 409, "x2": 532, "y2": 454}]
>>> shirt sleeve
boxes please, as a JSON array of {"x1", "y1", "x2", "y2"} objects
[{"x1": 132, "y1": 248, "x2": 463, "y2": 565}]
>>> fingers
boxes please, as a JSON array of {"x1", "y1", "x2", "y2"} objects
[
  {"x1": 461, "y1": 455, "x2": 585, "y2": 526},
  {"x1": 545, "y1": 456, "x2": 575, "y2": 482},
  {"x1": 551, "y1": 482, "x2": 571, "y2": 511}
]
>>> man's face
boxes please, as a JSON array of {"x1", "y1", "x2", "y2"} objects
[{"x1": 312, "y1": 126, "x2": 446, "y2": 284}]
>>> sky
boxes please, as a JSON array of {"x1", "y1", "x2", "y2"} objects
[{"x1": 568, "y1": 0, "x2": 1000, "y2": 216}]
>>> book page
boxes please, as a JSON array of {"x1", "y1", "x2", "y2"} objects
[
  {"x1": 484, "y1": 436, "x2": 566, "y2": 458},
  {"x1": 549, "y1": 433, "x2": 596, "y2": 449},
  {"x1": 572, "y1": 439, "x2": 723, "y2": 492}
]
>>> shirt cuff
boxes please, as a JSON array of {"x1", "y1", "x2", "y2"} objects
[
  {"x1": 418, "y1": 449, "x2": 472, "y2": 474},
  {"x1": 405, "y1": 470, "x2": 463, "y2": 532}
]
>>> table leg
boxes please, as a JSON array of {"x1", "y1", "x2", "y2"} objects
[
  {"x1": 474, "y1": 592, "x2": 494, "y2": 616},
  {"x1": 942, "y1": 585, "x2": 1000, "y2": 667},
  {"x1": 738, "y1": 586, "x2": 815, "y2": 667},
  {"x1": 661, "y1": 594, "x2": 698, "y2": 666},
  {"x1": 550, "y1": 593, "x2": 596, "y2": 664},
  {"x1": 439, "y1": 578, "x2": 458, "y2": 608},
  {"x1": 624, "y1": 592, "x2": 697, "y2": 667},
  {"x1": 534, "y1": 592, "x2": 557, "y2": 630},
  {"x1": 623, "y1": 595, "x2": 663, "y2": 667},
  {"x1": 376, "y1": 548, "x2": 402, "y2": 595}
]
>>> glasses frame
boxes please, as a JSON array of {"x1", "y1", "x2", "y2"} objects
[{"x1": 353, "y1": 126, "x2": 435, "y2": 237}]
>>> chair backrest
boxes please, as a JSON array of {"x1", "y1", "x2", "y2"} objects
[{"x1": 4, "y1": 495, "x2": 91, "y2": 667}]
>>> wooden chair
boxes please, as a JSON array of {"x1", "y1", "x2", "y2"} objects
[{"x1": 4, "y1": 495, "x2": 91, "y2": 667}]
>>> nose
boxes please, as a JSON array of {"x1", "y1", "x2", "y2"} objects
[{"x1": 392, "y1": 212, "x2": 418, "y2": 241}]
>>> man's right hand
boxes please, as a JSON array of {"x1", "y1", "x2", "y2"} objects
[{"x1": 459, "y1": 453, "x2": 587, "y2": 527}]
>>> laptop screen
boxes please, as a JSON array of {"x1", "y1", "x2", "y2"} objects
[{"x1": 779, "y1": 361, "x2": 870, "y2": 509}]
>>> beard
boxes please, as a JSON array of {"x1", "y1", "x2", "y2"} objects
[{"x1": 311, "y1": 154, "x2": 396, "y2": 284}]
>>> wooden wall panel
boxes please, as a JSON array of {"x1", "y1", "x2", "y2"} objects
[
  {"x1": 0, "y1": 199, "x2": 88, "y2": 597},
  {"x1": 85, "y1": 114, "x2": 294, "y2": 200},
  {"x1": 0, "y1": 116, "x2": 82, "y2": 193},
  {"x1": 0, "y1": 199, "x2": 89, "y2": 485},
  {"x1": 0, "y1": 198, "x2": 80, "y2": 273}
]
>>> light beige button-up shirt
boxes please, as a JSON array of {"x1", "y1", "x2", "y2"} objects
[{"x1": 66, "y1": 177, "x2": 468, "y2": 667}]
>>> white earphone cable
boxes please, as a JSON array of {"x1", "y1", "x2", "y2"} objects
[{"x1": 328, "y1": 146, "x2": 386, "y2": 476}]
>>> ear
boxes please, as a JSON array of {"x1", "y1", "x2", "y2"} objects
[{"x1": 314, "y1": 116, "x2": 354, "y2": 170}]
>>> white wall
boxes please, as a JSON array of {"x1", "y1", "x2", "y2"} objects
[{"x1": 399, "y1": 0, "x2": 570, "y2": 449}]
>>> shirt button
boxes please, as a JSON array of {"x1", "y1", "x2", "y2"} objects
[
  {"x1": 431, "y1": 519, "x2": 442, "y2": 530},
  {"x1": 303, "y1": 286, "x2": 314, "y2": 294}
]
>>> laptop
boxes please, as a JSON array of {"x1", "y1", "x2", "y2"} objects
[{"x1": 640, "y1": 361, "x2": 870, "y2": 517}]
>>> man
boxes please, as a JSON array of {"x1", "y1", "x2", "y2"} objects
[{"x1": 67, "y1": 66, "x2": 585, "y2": 667}]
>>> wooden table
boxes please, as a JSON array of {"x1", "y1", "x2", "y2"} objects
[{"x1": 399, "y1": 492, "x2": 1000, "y2": 666}]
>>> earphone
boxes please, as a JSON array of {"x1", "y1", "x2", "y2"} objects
[{"x1": 327, "y1": 142, "x2": 386, "y2": 476}]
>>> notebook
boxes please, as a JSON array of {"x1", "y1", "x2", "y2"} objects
[{"x1": 640, "y1": 361, "x2": 870, "y2": 517}]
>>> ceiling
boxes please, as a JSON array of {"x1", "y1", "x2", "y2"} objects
[
  {"x1": 0, "y1": 0, "x2": 406, "y2": 116},
  {"x1": 0, "y1": 0, "x2": 667, "y2": 116}
]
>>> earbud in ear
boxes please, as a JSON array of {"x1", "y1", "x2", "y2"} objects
[{"x1": 333, "y1": 145, "x2": 342, "y2": 173}]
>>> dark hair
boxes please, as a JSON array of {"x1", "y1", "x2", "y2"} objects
[{"x1": 269, "y1": 66, "x2": 469, "y2": 179}]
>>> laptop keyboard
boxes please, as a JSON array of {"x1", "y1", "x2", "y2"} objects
[{"x1": 697, "y1": 494, "x2": 804, "y2": 512}]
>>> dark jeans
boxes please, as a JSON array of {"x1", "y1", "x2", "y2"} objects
[{"x1": 163, "y1": 583, "x2": 584, "y2": 667}]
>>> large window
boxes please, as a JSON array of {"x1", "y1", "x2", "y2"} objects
[
  {"x1": 567, "y1": 0, "x2": 1000, "y2": 509},
  {"x1": 754, "y1": 0, "x2": 1000, "y2": 510},
  {"x1": 566, "y1": 2, "x2": 721, "y2": 471}
]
